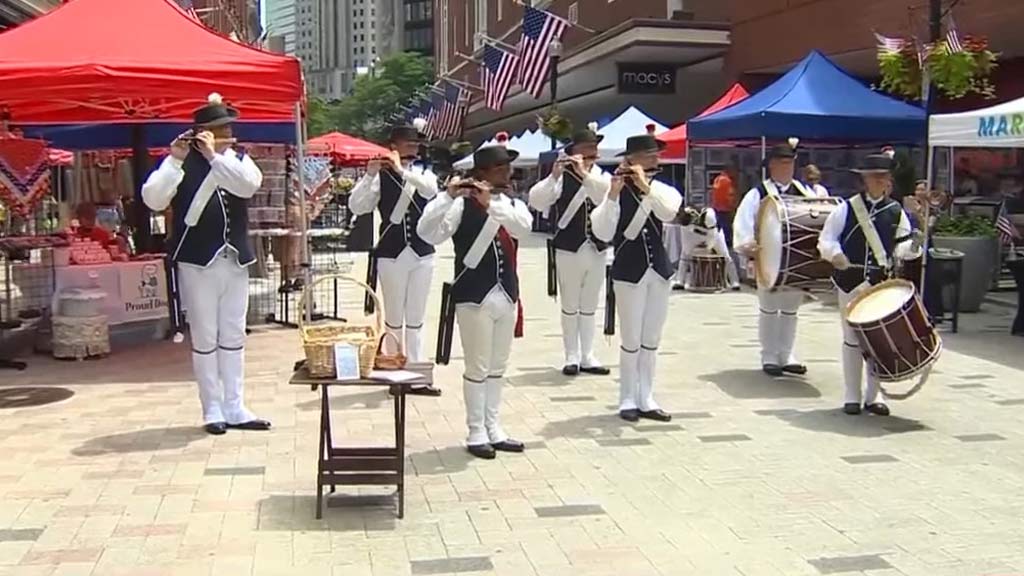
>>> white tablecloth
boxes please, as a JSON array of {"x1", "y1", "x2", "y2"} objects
[{"x1": 53, "y1": 260, "x2": 169, "y2": 325}]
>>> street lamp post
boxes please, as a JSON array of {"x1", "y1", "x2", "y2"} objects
[{"x1": 548, "y1": 38, "x2": 563, "y2": 150}]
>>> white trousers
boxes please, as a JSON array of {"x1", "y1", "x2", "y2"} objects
[
  {"x1": 756, "y1": 288, "x2": 805, "y2": 366},
  {"x1": 837, "y1": 284, "x2": 881, "y2": 406},
  {"x1": 614, "y1": 269, "x2": 671, "y2": 411},
  {"x1": 377, "y1": 247, "x2": 434, "y2": 363},
  {"x1": 179, "y1": 253, "x2": 256, "y2": 425},
  {"x1": 456, "y1": 288, "x2": 515, "y2": 446},
  {"x1": 679, "y1": 228, "x2": 740, "y2": 287},
  {"x1": 555, "y1": 243, "x2": 606, "y2": 367}
]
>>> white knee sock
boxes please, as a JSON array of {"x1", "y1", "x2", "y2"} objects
[
  {"x1": 484, "y1": 375, "x2": 507, "y2": 444},
  {"x1": 560, "y1": 311, "x2": 580, "y2": 366},
  {"x1": 463, "y1": 377, "x2": 488, "y2": 446}
]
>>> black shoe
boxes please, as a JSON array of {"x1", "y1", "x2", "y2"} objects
[
  {"x1": 762, "y1": 364, "x2": 784, "y2": 377},
  {"x1": 619, "y1": 409, "x2": 641, "y2": 422},
  {"x1": 672, "y1": 284, "x2": 686, "y2": 291},
  {"x1": 781, "y1": 364, "x2": 807, "y2": 375},
  {"x1": 491, "y1": 439, "x2": 525, "y2": 453},
  {"x1": 204, "y1": 422, "x2": 228, "y2": 435},
  {"x1": 579, "y1": 365, "x2": 610, "y2": 375},
  {"x1": 842, "y1": 403, "x2": 862, "y2": 415},
  {"x1": 407, "y1": 385, "x2": 442, "y2": 397},
  {"x1": 562, "y1": 364, "x2": 580, "y2": 376},
  {"x1": 467, "y1": 444, "x2": 496, "y2": 459},
  {"x1": 864, "y1": 403, "x2": 890, "y2": 416},
  {"x1": 226, "y1": 419, "x2": 272, "y2": 431},
  {"x1": 639, "y1": 409, "x2": 672, "y2": 422}
]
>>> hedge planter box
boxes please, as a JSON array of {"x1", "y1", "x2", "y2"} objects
[{"x1": 931, "y1": 235, "x2": 998, "y2": 312}]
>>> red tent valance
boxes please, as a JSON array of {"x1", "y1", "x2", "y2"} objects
[
  {"x1": 0, "y1": 0, "x2": 303, "y2": 124},
  {"x1": 307, "y1": 132, "x2": 389, "y2": 166},
  {"x1": 659, "y1": 84, "x2": 750, "y2": 161}
]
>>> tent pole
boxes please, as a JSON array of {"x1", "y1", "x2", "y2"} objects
[
  {"x1": 295, "y1": 102, "x2": 312, "y2": 325},
  {"x1": 760, "y1": 136, "x2": 767, "y2": 181},
  {"x1": 920, "y1": 143, "x2": 937, "y2": 295},
  {"x1": 684, "y1": 139, "x2": 691, "y2": 206}
]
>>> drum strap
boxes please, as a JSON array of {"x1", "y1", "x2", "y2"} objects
[
  {"x1": 385, "y1": 169, "x2": 417, "y2": 225},
  {"x1": 762, "y1": 180, "x2": 815, "y2": 199},
  {"x1": 464, "y1": 214, "x2": 500, "y2": 269},
  {"x1": 879, "y1": 365, "x2": 933, "y2": 401},
  {"x1": 849, "y1": 195, "x2": 890, "y2": 268},
  {"x1": 556, "y1": 172, "x2": 588, "y2": 230},
  {"x1": 623, "y1": 194, "x2": 653, "y2": 241}
]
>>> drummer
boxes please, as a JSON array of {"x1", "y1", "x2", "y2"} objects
[
  {"x1": 734, "y1": 140, "x2": 820, "y2": 377},
  {"x1": 817, "y1": 151, "x2": 922, "y2": 416},
  {"x1": 678, "y1": 206, "x2": 740, "y2": 290}
]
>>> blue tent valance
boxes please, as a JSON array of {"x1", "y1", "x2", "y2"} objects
[{"x1": 688, "y1": 51, "x2": 926, "y2": 143}]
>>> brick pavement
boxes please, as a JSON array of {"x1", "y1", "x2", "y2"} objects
[{"x1": 2, "y1": 236, "x2": 1024, "y2": 576}]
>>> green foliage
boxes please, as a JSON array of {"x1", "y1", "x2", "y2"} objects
[
  {"x1": 932, "y1": 214, "x2": 997, "y2": 238},
  {"x1": 876, "y1": 37, "x2": 998, "y2": 101},
  {"x1": 305, "y1": 52, "x2": 435, "y2": 140},
  {"x1": 450, "y1": 141, "x2": 473, "y2": 158},
  {"x1": 537, "y1": 107, "x2": 572, "y2": 142},
  {"x1": 891, "y1": 149, "x2": 918, "y2": 201}
]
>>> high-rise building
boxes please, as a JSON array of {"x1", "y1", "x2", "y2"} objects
[
  {"x1": 402, "y1": 0, "x2": 432, "y2": 57},
  {"x1": 264, "y1": 0, "x2": 297, "y2": 54}
]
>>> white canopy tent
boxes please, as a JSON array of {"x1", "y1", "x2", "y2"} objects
[
  {"x1": 452, "y1": 137, "x2": 497, "y2": 170},
  {"x1": 452, "y1": 129, "x2": 560, "y2": 169},
  {"x1": 595, "y1": 106, "x2": 670, "y2": 162},
  {"x1": 929, "y1": 96, "x2": 1024, "y2": 148}
]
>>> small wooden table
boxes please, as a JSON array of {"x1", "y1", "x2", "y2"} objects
[{"x1": 289, "y1": 362, "x2": 433, "y2": 519}]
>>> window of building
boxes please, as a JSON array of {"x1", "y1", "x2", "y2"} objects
[
  {"x1": 474, "y1": 0, "x2": 486, "y2": 48},
  {"x1": 464, "y1": 1, "x2": 470, "y2": 47},
  {"x1": 439, "y1": 0, "x2": 449, "y2": 73},
  {"x1": 497, "y1": 0, "x2": 503, "y2": 21},
  {"x1": 568, "y1": 2, "x2": 578, "y2": 23}
]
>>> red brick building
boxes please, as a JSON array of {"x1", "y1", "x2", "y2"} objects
[{"x1": 437, "y1": 0, "x2": 1024, "y2": 142}]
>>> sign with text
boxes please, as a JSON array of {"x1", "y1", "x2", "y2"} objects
[
  {"x1": 118, "y1": 260, "x2": 170, "y2": 323},
  {"x1": 617, "y1": 64, "x2": 677, "y2": 94}
]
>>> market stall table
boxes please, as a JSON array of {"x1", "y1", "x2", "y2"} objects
[
  {"x1": 289, "y1": 361, "x2": 433, "y2": 519},
  {"x1": 52, "y1": 259, "x2": 169, "y2": 325}
]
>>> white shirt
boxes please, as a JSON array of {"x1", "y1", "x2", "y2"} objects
[
  {"x1": 347, "y1": 163, "x2": 438, "y2": 216},
  {"x1": 416, "y1": 191, "x2": 533, "y2": 246},
  {"x1": 527, "y1": 165, "x2": 611, "y2": 212},
  {"x1": 141, "y1": 149, "x2": 263, "y2": 213},
  {"x1": 817, "y1": 194, "x2": 921, "y2": 264},
  {"x1": 591, "y1": 179, "x2": 683, "y2": 244}
]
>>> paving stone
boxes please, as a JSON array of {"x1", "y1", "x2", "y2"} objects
[
  {"x1": 698, "y1": 434, "x2": 751, "y2": 443},
  {"x1": 994, "y1": 399, "x2": 1024, "y2": 406},
  {"x1": 549, "y1": 395, "x2": 597, "y2": 403},
  {"x1": 841, "y1": 454, "x2": 900, "y2": 464},
  {"x1": 534, "y1": 505, "x2": 605, "y2": 518},
  {"x1": 954, "y1": 433, "x2": 1006, "y2": 442},
  {"x1": 410, "y1": 556, "x2": 494, "y2": 574},
  {"x1": 594, "y1": 438, "x2": 651, "y2": 447},
  {"x1": 0, "y1": 529, "x2": 43, "y2": 542},
  {"x1": 808, "y1": 554, "x2": 892, "y2": 574},
  {"x1": 204, "y1": 466, "x2": 266, "y2": 476}
]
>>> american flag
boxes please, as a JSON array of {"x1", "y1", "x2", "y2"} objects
[
  {"x1": 178, "y1": 0, "x2": 201, "y2": 22},
  {"x1": 483, "y1": 44, "x2": 519, "y2": 111},
  {"x1": 946, "y1": 16, "x2": 964, "y2": 53},
  {"x1": 426, "y1": 90, "x2": 445, "y2": 140},
  {"x1": 517, "y1": 6, "x2": 569, "y2": 99},
  {"x1": 438, "y1": 83, "x2": 468, "y2": 139},
  {"x1": 875, "y1": 32, "x2": 906, "y2": 55},
  {"x1": 997, "y1": 203, "x2": 1020, "y2": 245}
]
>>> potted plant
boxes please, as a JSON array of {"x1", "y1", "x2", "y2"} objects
[
  {"x1": 877, "y1": 36, "x2": 998, "y2": 101},
  {"x1": 537, "y1": 107, "x2": 572, "y2": 142},
  {"x1": 930, "y1": 213, "x2": 999, "y2": 312}
]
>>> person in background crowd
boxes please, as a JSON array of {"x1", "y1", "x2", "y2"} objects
[
  {"x1": 710, "y1": 169, "x2": 737, "y2": 243},
  {"x1": 804, "y1": 165, "x2": 830, "y2": 197},
  {"x1": 73, "y1": 202, "x2": 130, "y2": 253}
]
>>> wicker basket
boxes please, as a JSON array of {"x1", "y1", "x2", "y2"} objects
[{"x1": 299, "y1": 274, "x2": 383, "y2": 378}]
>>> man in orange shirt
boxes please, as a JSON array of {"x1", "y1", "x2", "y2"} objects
[{"x1": 709, "y1": 171, "x2": 740, "y2": 281}]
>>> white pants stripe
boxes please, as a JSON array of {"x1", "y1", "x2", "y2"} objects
[
  {"x1": 555, "y1": 243, "x2": 606, "y2": 367},
  {"x1": 179, "y1": 253, "x2": 256, "y2": 425},
  {"x1": 614, "y1": 269, "x2": 671, "y2": 411},
  {"x1": 756, "y1": 288, "x2": 804, "y2": 366},
  {"x1": 456, "y1": 288, "x2": 515, "y2": 446},
  {"x1": 837, "y1": 284, "x2": 881, "y2": 405},
  {"x1": 377, "y1": 247, "x2": 434, "y2": 363}
]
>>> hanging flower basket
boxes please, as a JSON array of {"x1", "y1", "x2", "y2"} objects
[
  {"x1": 877, "y1": 36, "x2": 998, "y2": 101},
  {"x1": 450, "y1": 141, "x2": 473, "y2": 159},
  {"x1": 537, "y1": 107, "x2": 572, "y2": 142}
]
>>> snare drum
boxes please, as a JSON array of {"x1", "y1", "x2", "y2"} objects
[
  {"x1": 689, "y1": 251, "x2": 727, "y2": 293},
  {"x1": 845, "y1": 279, "x2": 941, "y2": 398},
  {"x1": 756, "y1": 196, "x2": 841, "y2": 291}
]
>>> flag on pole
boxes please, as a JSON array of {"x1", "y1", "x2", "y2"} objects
[
  {"x1": 483, "y1": 44, "x2": 520, "y2": 111},
  {"x1": 438, "y1": 83, "x2": 467, "y2": 140},
  {"x1": 517, "y1": 6, "x2": 569, "y2": 99},
  {"x1": 946, "y1": 16, "x2": 964, "y2": 53},
  {"x1": 874, "y1": 32, "x2": 906, "y2": 55},
  {"x1": 426, "y1": 90, "x2": 445, "y2": 139},
  {"x1": 997, "y1": 203, "x2": 1020, "y2": 245}
]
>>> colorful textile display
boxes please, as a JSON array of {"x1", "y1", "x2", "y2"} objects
[{"x1": 0, "y1": 135, "x2": 52, "y2": 218}]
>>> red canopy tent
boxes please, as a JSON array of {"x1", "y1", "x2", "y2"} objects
[
  {"x1": 658, "y1": 84, "x2": 750, "y2": 161},
  {"x1": 0, "y1": 0, "x2": 303, "y2": 124},
  {"x1": 307, "y1": 132, "x2": 389, "y2": 166}
]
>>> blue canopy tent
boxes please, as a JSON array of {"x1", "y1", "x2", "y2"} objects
[{"x1": 687, "y1": 51, "x2": 926, "y2": 143}]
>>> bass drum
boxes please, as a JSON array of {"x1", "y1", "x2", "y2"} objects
[
  {"x1": 756, "y1": 196, "x2": 841, "y2": 291},
  {"x1": 689, "y1": 250, "x2": 726, "y2": 293}
]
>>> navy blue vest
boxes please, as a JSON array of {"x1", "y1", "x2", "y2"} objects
[
  {"x1": 451, "y1": 198, "x2": 519, "y2": 305},
  {"x1": 169, "y1": 150, "x2": 254, "y2": 267},
  {"x1": 551, "y1": 171, "x2": 609, "y2": 252},
  {"x1": 375, "y1": 167, "x2": 436, "y2": 259},
  {"x1": 833, "y1": 194, "x2": 902, "y2": 293},
  {"x1": 610, "y1": 184, "x2": 673, "y2": 284},
  {"x1": 757, "y1": 180, "x2": 810, "y2": 199}
]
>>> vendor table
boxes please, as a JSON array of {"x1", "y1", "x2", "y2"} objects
[
  {"x1": 289, "y1": 361, "x2": 433, "y2": 519},
  {"x1": 53, "y1": 259, "x2": 168, "y2": 325}
]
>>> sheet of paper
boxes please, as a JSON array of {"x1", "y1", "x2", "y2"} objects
[
  {"x1": 334, "y1": 343, "x2": 360, "y2": 380},
  {"x1": 368, "y1": 369, "x2": 424, "y2": 383}
]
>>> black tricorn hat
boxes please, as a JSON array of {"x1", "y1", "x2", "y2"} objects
[
  {"x1": 566, "y1": 122, "x2": 604, "y2": 155},
  {"x1": 616, "y1": 133, "x2": 666, "y2": 157},
  {"x1": 192, "y1": 93, "x2": 239, "y2": 127},
  {"x1": 766, "y1": 142, "x2": 798, "y2": 161},
  {"x1": 851, "y1": 152, "x2": 896, "y2": 174},
  {"x1": 387, "y1": 124, "x2": 425, "y2": 143},
  {"x1": 472, "y1": 145, "x2": 519, "y2": 171}
]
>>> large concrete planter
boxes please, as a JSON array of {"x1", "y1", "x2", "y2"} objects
[{"x1": 931, "y1": 235, "x2": 999, "y2": 312}]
